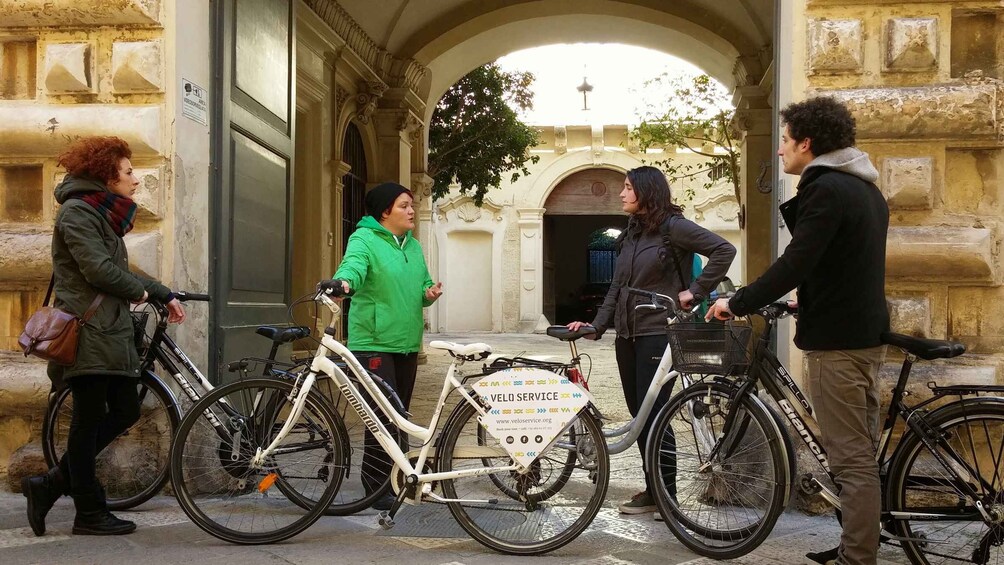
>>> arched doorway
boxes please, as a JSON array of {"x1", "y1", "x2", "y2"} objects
[
  {"x1": 339, "y1": 122, "x2": 368, "y2": 338},
  {"x1": 543, "y1": 168, "x2": 627, "y2": 324}
]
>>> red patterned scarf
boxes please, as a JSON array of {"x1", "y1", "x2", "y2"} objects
[{"x1": 75, "y1": 191, "x2": 137, "y2": 236}]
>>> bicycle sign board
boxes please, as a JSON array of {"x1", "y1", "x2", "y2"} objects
[{"x1": 474, "y1": 368, "x2": 593, "y2": 466}]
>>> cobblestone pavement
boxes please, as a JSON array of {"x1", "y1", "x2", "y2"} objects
[{"x1": 0, "y1": 332, "x2": 913, "y2": 564}]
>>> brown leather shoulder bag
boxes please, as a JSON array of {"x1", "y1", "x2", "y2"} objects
[{"x1": 19, "y1": 276, "x2": 104, "y2": 366}]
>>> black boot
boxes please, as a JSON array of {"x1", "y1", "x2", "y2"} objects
[
  {"x1": 71, "y1": 489, "x2": 136, "y2": 536},
  {"x1": 22, "y1": 467, "x2": 65, "y2": 536}
]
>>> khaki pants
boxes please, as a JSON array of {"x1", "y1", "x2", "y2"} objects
[{"x1": 805, "y1": 346, "x2": 887, "y2": 565}]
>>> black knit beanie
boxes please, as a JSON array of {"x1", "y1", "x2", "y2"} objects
[{"x1": 365, "y1": 182, "x2": 411, "y2": 219}]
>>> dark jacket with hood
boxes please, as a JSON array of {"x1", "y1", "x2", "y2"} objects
[
  {"x1": 592, "y1": 214, "x2": 736, "y2": 339},
  {"x1": 728, "y1": 147, "x2": 890, "y2": 350},
  {"x1": 48, "y1": 176, "x2": 172, "y2": 382}
]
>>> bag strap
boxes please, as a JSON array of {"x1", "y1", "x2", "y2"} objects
[
  {"x1": 45, "y1": 273, "x2": 105, "y2": 323},
  {"x1": 79, "y1": 294, "x2": 105, "y2": 325},
  {"x1": 43, "y1": 275, "x2": 55, "y2": 307},
  {"x1": 660, "y1": 215, "x2": 690, "y2": 288}
]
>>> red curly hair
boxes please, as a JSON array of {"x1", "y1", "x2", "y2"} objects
[{"x1": 57, "y1": 136, "x2": 133, "y2": 184}]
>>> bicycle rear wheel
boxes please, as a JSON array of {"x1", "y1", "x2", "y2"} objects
[
  {"x1": 169, "y1": 378, "x2": 344, "y2": 544},
  {"x1": 43, "y1": 371, "x2": 180, "y2": 510},
  {"x1": 886, "y1": 401, "x2": 1004, "y2": 565},
  {"x1": 438, "y1": 402, "x2": 609, "y2": 555},
  {"x1": 648, "y1": 382, "x2": 788, "y2": 559}
]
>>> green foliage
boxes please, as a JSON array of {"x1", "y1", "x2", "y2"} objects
[
  {"x1": 428, "y1": 63, "x2": 540, "y2": 205},
  {"x1": 630, "y1": 74, "x2": 741, "y2": 210},
  {"x1": 588, "y1": 228, "x2": 619, "y2": 250}
]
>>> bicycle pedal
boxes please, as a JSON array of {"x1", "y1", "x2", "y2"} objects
[{"x1": 377, "y1": 511, "x2": 395, "y2": 530}]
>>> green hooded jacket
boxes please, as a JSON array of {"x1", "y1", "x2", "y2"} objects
[
  {"x1": 48, "y1": 176, "x2": 172, "y2": 383},
  {"x1": 333, "y1": 215, "x2": 434, "y2": 353}
]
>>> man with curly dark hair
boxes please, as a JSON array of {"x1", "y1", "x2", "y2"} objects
[{"x1": 707, "y1": 97, "x2": 890, "y2": 565}]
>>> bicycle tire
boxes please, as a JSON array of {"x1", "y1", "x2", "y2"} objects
[
  {"x1": 438, "y1": 402, "x2": 609, "y2": 555},
  {"x1": 648, "y1": 381, "x2": 788, "y2": 559},
  {"x1": 169, "y1": 378, "x2": 345, "y2": 544},
  {"x1": 886, "y1": 400, "x2": 1004, "y2": 565},
  {"x1": 42, "y1": 370, "x2": 180, "y2": 510}
]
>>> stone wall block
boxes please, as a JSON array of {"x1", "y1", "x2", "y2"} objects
[
  {"x1": 0, "y1": 353, "x2": 48, "y2": 416},
  {"x1": 0, "y1": 104, "x2": 162, "y2": 156},
  {"x1": 881, "y1": 157, "x2": 933, "y2": 209},
  {"x1": 886, "y1": 226, "x2": 994, "y2": 282},
  {"x1": 807, "y1": 19, "x2": 864, "y2": 73},
  {"x1": 949, "y1": 287, "x2": 1004, "y2": 353},
  {"x1": 124, "y1": 231, "x2": 162, "y2": 280},
  {"x1": 884, "y1": 17, "x2": 939, "y2": 72},
  {"x1": 878, "y1": 361, "x2": 996, "y2": 411},
  {"x1": 43, "y1": 42, "x2": 92, "y2": 94},
  {"x1": 112, "y1": 40, "x2": 163, "y2": 93},
  {"x1": 0, "y1": 0, "x2": 161, "y2": 27},
  {"x1": 888, "y1": 295, "x2": 932, "y2": 337},
  {"x1": 828, "y1": 85, "x2": 999, "y2": 140},
  {"x1": 0, "y1": 230, "x2": 53, "y2": 282}
]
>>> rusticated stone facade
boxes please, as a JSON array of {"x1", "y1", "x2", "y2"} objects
[
  {"x1": 0, "y1": 0, "x2": 210, "y2": 486},
  {"x1": 792, "y1": 0, "x2": 1004, "y2": 512}
]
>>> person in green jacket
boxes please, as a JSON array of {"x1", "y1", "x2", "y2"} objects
[
  {"x1": 22, "y1": 136, "x2": 186, "y2": 537},
  {"x1": 331, "y1": 182, "x2": 442, "y2": 511}
]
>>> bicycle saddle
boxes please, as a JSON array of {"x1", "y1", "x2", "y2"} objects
[
  {"x1": 546, "y1": 325, "x2": 597, "y2": 341},
  {"x1": 429, "y1": 340, "x2": 492, "y2": 360},
  {"x1": 256, "y1": 325, "x2": 311, "y2": 343},
  {"x1": 881, "y1": 332, "x2": 965, "y2": 360}
]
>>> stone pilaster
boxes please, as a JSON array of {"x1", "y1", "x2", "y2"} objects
[{"x1": 516, "y1": 208, "x2": 549, "y2": 333}]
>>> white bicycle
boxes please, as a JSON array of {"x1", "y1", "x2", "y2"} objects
[{"x1": 168, "y1": 281, "x2": 610, "y2": 554}]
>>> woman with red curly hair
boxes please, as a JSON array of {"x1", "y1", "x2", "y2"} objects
[{"x1": 22, "y1": 136, "x2": 186, "y2": 537}]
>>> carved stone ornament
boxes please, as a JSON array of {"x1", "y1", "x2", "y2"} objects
[
  {"x1": 438, "y1": 194, "x2": 504, "y2": 224},
  {"x1": 807, "y1": 19, "x2": 864, "y2": 73},
  {"x1": 355, "y1": 81, "x2": 387, "y2": 124},
  {"x1": 554, "y1": 126, "x2": 567, "y2": 155},
  {"x1": 885, "y1": 18, "x2": 938, "y2": 72},
  {"x1": 397, "y1": 113, "x2": 423, "y2": 142},
  {"x1": 456, "y1": 202, "x2": 482, "y2": 223}
]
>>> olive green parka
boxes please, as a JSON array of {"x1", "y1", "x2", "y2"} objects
[{"x1": 48, "y1": 176, "x2": 172, "y2": 384}]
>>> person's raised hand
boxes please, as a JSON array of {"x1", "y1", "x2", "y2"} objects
[{"x1": 425, "y1": 282, "x2": 443, "y2": 302}]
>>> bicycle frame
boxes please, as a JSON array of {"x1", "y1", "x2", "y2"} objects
[
  {"x1": 724, "y1": 310, "x2": 1002, "y2": 520},
  {"x1": 252, "y1": 293, "x2": 521, "y2": 499}
]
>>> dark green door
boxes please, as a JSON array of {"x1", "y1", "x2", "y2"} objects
[{"x1": 210, "y1": 0, "x2": 295, "y2": 381}]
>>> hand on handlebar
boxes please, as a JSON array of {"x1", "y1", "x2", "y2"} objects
[
  {"x1": 318, "y1": 279, "x2": 351, "y2": 299},
  {"x1": 166, "y1": 298, "x2": 186, "y2": 324},
  {"x1": 705, "y1": 297, "x2": 734, "y2": 321},
  {"x1": 678, "y1": 290, "x2": 695, "y2": 310}
]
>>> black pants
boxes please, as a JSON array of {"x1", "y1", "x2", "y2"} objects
[
  {"x1": 61, "y1": 376, "x2": 141, "y2": 502},
  {"x1": 615, "y1": 335, "x2": 675, "y2": 496},
  {"x1": 355, "y1": 351, "x2": 418, "y2": 495}
]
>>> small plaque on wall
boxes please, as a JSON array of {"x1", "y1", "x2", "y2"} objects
[{"x1": 182, "y1": 78, "x2": 208, "y2": 126}]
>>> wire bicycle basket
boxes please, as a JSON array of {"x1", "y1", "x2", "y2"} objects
[{"x1": 666, "y1": 321, "x2": 753, "y2": 376}]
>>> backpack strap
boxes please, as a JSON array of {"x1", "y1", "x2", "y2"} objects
[{"x1": 659, "y1": 215, "x2": 690, "y2": 289}]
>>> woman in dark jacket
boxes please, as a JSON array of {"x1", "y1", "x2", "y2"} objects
[
  {"x1": 22, "y1": 136, "x2": 186, "y2": 537},
  {"x1": 567, "y1": 165, "x2": 736, "y2": 515}
]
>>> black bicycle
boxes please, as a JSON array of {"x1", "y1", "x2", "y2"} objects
[
  {"x1": 641, "y1": 292, "x2": 1004, "y2": 565},
  {"x1": 41, "y1": 292, "x2": 312, "y2": 510}
]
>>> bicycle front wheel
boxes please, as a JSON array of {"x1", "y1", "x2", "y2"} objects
[
  {"x1": 887, "y1": 401, "x2": 1004, "y2": 565},
  {"x1": 648, "y1": 382, "x2": 789, "y2": 559},
  {"x1": 438, "y1": 402, "x2": 609, "y2": 555},
  {"x1": 169, "y1": 378, "x2": 345, "y2": 544},
  {"x1": 43, "y1": 371, "x2": 180, "y2": 510}
]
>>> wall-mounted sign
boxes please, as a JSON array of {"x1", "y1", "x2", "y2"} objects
[{"x1": 182, "y1": 78, "x2": 208, "y2": 126}]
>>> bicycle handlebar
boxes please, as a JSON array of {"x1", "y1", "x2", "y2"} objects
[
  {"x1": 174, "y1": 291, "x2": 211, "y2": 302},
  {"x1": 624, "y1": 287, "x2": 697, "y2": 317}
]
